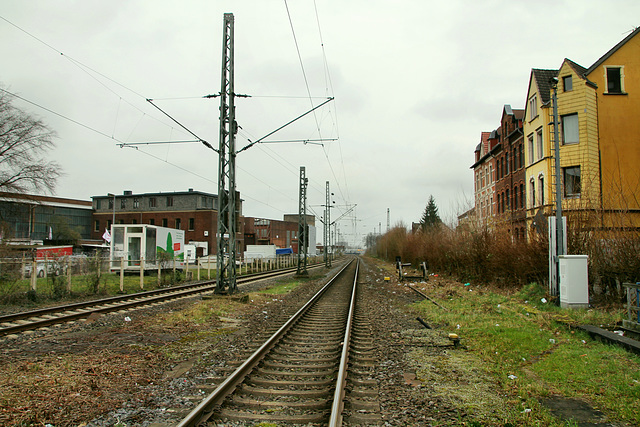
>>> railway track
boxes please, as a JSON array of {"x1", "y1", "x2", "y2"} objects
[
  {"x1": 0, "y1": 263, "x2": 326, "y2": 337},
  {"x1": 178, "y1": 257, "x2": 381, "y2": 427}
]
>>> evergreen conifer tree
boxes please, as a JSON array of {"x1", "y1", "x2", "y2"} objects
[{"x1": 420, "y1": 195, "x2": 441, "y2": 231}]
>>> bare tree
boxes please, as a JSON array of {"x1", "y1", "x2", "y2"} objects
[{"x1": 0, "y1": 88, "x2": 61, "y2": 194}]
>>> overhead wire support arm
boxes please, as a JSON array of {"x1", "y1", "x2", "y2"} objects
[
  {"x1": 117, "y1": 140, "x2": 201, "y2": 148},
  {"x1": 236, "y1": 96, "x2": 334, "y2": 154},
  {"x1": 146, "y1": 98, "x2": 218, "y2": 152},
  {"x1": 260, "y1": 138, "x2": 337, "y2": 146},
  {"x1": 203, "y1": 92, "x2": 250, "y2": 99}
]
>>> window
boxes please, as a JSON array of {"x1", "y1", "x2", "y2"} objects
[
  {"x1": 149, "y1": 197, "x2": 157, "y2": 208},
  {"x1": 530, "y1": 179, "x2": 536, "y2": 207},
  {"x1": 120, "y1": 199, "x2": 126, "y2": 209},
  {"x1": 538, "y1": 175, "x2": 544, "y2": 206},
  {"x1": 133, "y1": 198, "x2": 139, "y2": 209},
  {"x1": 528, "y1": 135, "x2": 534, "y2": 164},
  {"x1": 107, "y1": 219, "x2": 113, "y2": 228},
  {"x1": 506, "y1": 189, "x2": 510, "y2": 210},
  {"x1": 519, "y1": 144, "x2": 524, "y2": 168},
  {"x1": 188, "y1": 218, "x2": 195, "y2": 231},
  {"x1": 166, "y1": 196, "x2": 174, "y2": 207},
  {"x1": 149, "y1": 218, "x2": 155, "y2": 225},
  {"x1": 563, "y1": 75, "x2": 573, "y2": 92},
  {"x1": 489, "y1": 165, "x2": 493, "y2": 183},
  {"x1": 520, "y1": 184, "x2": 525, "y2": 209},
  {"x1": 528, "y1": 95, "x2": 538, "y2": 120},
  {"x1": 562, "y1": 114, "x2": 579, "y2": 144},
  {"x1": 513, "y1": 186, "x2": 518, "y2": 210},
  {"x1": 536, "y1": 129, "x2": 543, "y2": 160},
  {"x1": 94, "y1": 220, "x2": 100, "y2": 232},
  {"x1": 563, "y1": 166, "x2": 581, "y2": 198},
  {"x1": 162, "y1": 218, "x2": 168, "y2": 227},
  {"x1": 96, "y1": 199, "x2": 102, "y2": 210},
  {"x1": 606, "y1": 67, "x2": 623, "y2": 94},
  {"x1": 132, "y1": 219, "x2": 137, "y2": 224},
  {"x1": 108, "y1": 199, "x2": 114, "y2": 209},
  {"x1": 175, "y1": 218, "x2": 181, "y2": 229},
  {"x1": 506, "y1": 152, "x2": 510, "y2": 175}
]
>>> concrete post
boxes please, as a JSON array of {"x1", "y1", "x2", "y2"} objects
[
  {"x1": 120, "y1": 256, "x2": 125, "y2": 293},
  {"x1": 31, "y1": 259, "x2": 37, "y2": 291},
  {"x1": 66, "y1": 258, "x2": 72, "y2": 293},
  {"x1": 140, "y1": 256, "x2": 144, "y2": 289}
]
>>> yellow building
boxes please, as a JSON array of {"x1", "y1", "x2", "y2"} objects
[
  {"x1": 523, "y1": 68, "x2": 557, "y2": 227},
  {"x1": 524, "y1": 28, "x2": 640, "y2": 234},
  {"x1": 584, "y1": 27, "x2": 640, "y2": 228},
  {"x1": 554, "y1": 58, "x2": 601, "y2": 216}
]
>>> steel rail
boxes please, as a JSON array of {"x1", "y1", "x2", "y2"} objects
[
  {"x1": 0, "y1": 284, "x2": 214, "y2": 336},
  {"x1": 176, "y1": 259, "x2": 355, "y2": 427},
  {"x1": 329, "y1": 258, "x2": 359, "y2": 426},
  {"x1": 0, "y1": 281, "x2": 208, "y2": 324},
  {"x1": 0, "y1": 263, "x2": 329, "y2": 337}
]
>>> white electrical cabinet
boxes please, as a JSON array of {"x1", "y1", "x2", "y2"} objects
[{"x1": 558, "y1": 255, "x2": 589, "y2": 309}]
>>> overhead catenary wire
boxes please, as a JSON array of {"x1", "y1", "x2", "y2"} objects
[{"x1": 0, "y1": 14, "x2": 193, "y2": 142}]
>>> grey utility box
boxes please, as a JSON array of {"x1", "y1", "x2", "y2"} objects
[{"x1": 559, "y1": 255, "x2": 589, "y2": 309}]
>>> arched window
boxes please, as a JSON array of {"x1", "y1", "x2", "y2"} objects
[{"x1": 530, "y1": 179, "x2": 536, "y2": 208}]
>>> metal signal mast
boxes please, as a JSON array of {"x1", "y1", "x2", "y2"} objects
[
  {"x1": 216, "y1": 13, "x2": 238, "y2": 294},
  {"x1": 297, "y1": 166, "x2": 309, "y2": 276}
]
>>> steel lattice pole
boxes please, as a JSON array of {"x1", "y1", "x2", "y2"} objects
[{"x1": 216, "y1": 13, "x2": 237, "y2": 294}]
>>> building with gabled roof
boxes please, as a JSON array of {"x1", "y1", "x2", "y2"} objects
[{"x1": 583, "y1": 26, "x2": 640, "y2": 228}]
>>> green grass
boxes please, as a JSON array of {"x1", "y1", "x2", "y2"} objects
[
  {"x1": 259, "y1": 280, "x2": 302, "y2": 295},
  {"x1": 0, "y1": 272, "x2": 180, "y2": 308},
  {"x1": 413, "y1": 281, "x2": 639, "y2": 425}
]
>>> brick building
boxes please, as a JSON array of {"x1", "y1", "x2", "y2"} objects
[{"x1": 91, "y1": 189, "x2": 244, "y2": 256}]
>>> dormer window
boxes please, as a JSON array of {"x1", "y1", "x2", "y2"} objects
[{"x1": 563, "y1": 75, "x2": 573, "y2": 91}]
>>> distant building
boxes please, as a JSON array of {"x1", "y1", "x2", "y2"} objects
[
  {"x1": 0, "y1": 192, "x2": 93, "y2": 245},
  {"x1": 245, "y1": 214, "x2": 316, "y2": 255}
]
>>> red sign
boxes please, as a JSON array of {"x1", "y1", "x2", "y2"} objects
[
  {"x1": 35, "y1": 246, "x2": 73, "y2": 260},
  {"x1": 174, "y1": 243, "x2": 181, "y2": 251}
]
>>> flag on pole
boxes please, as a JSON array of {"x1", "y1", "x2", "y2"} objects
[{"x1": 102, "y1": 228, "x2": 111, "y2": 243}]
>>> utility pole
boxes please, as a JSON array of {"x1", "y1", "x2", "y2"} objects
[
  {"x1": 216, "y1": 13, "x2": 237, "y2": 294},
  {"x1": 325, "y1": 181, "x2": 331, "y2": 268},
  {"x1": 551, "y1": 76, "x2": 564, "y2": 299},
  {"x1": 297, "y1": 166, "x2": 309, "y2": 276},
  {"x1": 386, "y1": 208, "x2": 390, "y2": 233}
]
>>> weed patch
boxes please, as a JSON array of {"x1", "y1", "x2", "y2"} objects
[{"x1": 411, "y1": 279, "x2": 640, "y2": 425}]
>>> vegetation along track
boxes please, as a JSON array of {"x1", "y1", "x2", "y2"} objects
[
  {"x1": 178, "y1": 257, "x2": 380, "y2": 427},
  {"x1": 0, "y1": 264, "x2": 323, "y2": 337}
]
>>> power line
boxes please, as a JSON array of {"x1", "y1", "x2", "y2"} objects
[
  {"x1": 0, "y1": 14, "x2": 188, "y2": 138},
  {"x1": 283, "y1": 1, "x2": 323, "y2": 140},
  {"x1": 0, "y1": 88, "x2": 124, "y2": 143}
]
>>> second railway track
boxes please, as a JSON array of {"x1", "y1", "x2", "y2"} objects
[{"x1": 0, "y1": 263, "x2": 325, "y2": 337}]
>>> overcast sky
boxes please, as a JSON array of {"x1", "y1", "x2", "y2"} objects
[{"x1": 1, "y1": 1, "x2": 639, "y2": 246}]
